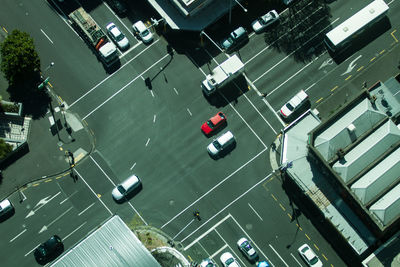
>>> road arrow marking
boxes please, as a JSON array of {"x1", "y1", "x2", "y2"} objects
[
  {"x1": 38, "y1": 207, "x2": 73, "y2": 234},
  {"x1": 341, "y1": 55, "x2": 362, "y2": 76},
  {"x1": 26, "y1": 192, "x2": 61, "y2": 219}
]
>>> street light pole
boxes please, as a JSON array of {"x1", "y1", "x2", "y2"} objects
[
  {"x1": 44, "y1": 62, "x2": 55, "y2": 72},
  {"x1": 200, "y1": 30, "x2": 225, "y2": 54},
  {"x1": 233, "y1": 0, "x2": 247, "y2": 12}
]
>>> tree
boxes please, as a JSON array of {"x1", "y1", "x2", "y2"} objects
[
  {"x1": 0, "y1": 30, "x2": 40, "y2": 85},
  {"x1": 0, "y1": 138, "x2": 13, "y2": 160}
]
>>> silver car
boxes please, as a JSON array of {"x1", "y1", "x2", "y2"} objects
[
  {"x1": 0, "y1": 198, "x2": 14, "y2": 219},
  {"x1": 251, "y1": 10, "x2": 279, "y2": 33},
  {"x1": 106, "y1": 22, "x2": 130, "y2": 50},
  {"x1": 112, "y1": 175, "x2": 141, "y2": 202}
]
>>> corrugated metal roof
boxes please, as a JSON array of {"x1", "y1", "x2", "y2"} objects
[
  {"x1": 333, "y1": 120, "x2": 400, "y2": 182},
  {"x1": 351, "y1": 147, "x2": 400, "y2": 204},
  {"x1": 370, "y1": 183, "x2": 400, "y2": 226},
  {"x1": 51, "y1": 216, "x2": 161, "y2": 267},
  {"x1": 314, "y1": 99, "x2": 386, "y2": 160}
]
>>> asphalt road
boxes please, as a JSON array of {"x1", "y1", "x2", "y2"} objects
[{"x1": 1, "y1": 0, "x2": 399, "y2": 266}]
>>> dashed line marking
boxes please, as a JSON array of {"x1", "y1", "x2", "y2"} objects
[
  {"x1": 305, "y1": 233, "x2": 311, "y2": 240},
  {"x1": 130, "y1": 162, "x2": 136, "y2": 170},
  {"x1": 296, "y1": 223, "x2": 302, "y2": 231},
  {"x1": 316, "y1": 97, "x2": 323, "y2": 103},
  {"x1": 279, "y1": 203, "x2": 286, "y2": 211},
  {"x1": 153, "y1": 115, "x2": 156, "y2": 123},
  {"x1": 32, "y1": 183, "x2": 40, "y2": 187},
  {"x1": 44, "y1": 179, "x2": 52, "y2": 183},
  {"x1": 345, "y1": 75, "x2": 352, "y2": 81},
  {"x1": 187, "y1": 108, "x2": 192, "y2": 116},
  {"x1": 379, "y1": 49, "x2": 385, "y2": 55},
  {"x1": 287, "y1": 213, "x2": 292, "y2": 220},
  {"x1": 173, "y1": 87, "x2": 179, "y2": 95},
  {"x1": 357, "y1": 66, "x2": 364, "y2": 72},
  {"x1": 314, "y1": 244, "x2": 320, "y2": 251},
  {"x1": 271, "y1": 193, "x2": 277, "y2": 201},
  {"x1": 331, "y1": 86, "x2": 338, "y2": 92},
  {"x1": 322, "y1": 254, "x2": 328, "y2": 261},
  {"x1": 2, "y1": 27, "x2": 8, "y2": 33},
  {"x1": 370, "y1": 56, "x2": 376, "y2": 62},
  {"x1": 145, "y1": 138, "x2": 150, "y2": 147}
]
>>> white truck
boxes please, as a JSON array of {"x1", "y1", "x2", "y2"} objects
[
  {"x1": 69, "y1": 7, "x2": 118, "y2": 67},
  {"x1": 202, "y1": 55, "x2": 245, "y2": 96}
]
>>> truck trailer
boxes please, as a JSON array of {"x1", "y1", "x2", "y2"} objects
[
  {"x1": 202, "y1": 55, "x2": 245, "y2": 96},
  {"x1": 69, "y1": 7, "x2": 118, "y2": 66}
]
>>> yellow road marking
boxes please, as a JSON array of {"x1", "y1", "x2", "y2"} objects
[
  {"x1": 330, "y1": 86, "x2": 338, "y2": 92},
  {"x1": 2, "y1": 27, "x2": 8, "y2": 33},
  {"x1": 305, "y1": 233, "x2": 311, "y2": 240},
  {"x1": 271, "y1": 194, "x2": 277, "y2": 201},
  {"x1": 296, "y1": 224, "x2": 302, "y2": 231},
  {"x1": 345, "y1": 75, "x2": 352, "y2": 81},
  {"x1": 74, "y1": 153, "x2": 85, "y2": 163},
  {"x1": 313, "y1": 244, "x2": 320, "y2": 251},
  {"x1": 391, "y1": 30, "x2": 398, "y2": 42},
  {"x1": 59, "y1": 147, "x2": 63, "y2": 151},
  {"x1": 187, "y1": 255, "x2": 193, "y2": 261},
  {"x1": 357, "y1": 66, "x2": 364, "y2": 72},
  {"x1": 287, "y1": 213, "x2": 292, "y2": 220},
  {"x1": 322, "y1": 254, "x2": 328, "y2": 261},
  {"x1": 370, "y1": 57, "x2": 376, "y2": 62},
  {"x1": 279, "y1": 203, "x2": 286, "y2": 211},
  {"x1": 316, "y1": 97, "x2": 323, "y2": 103},
  {"x1": 44, "y1": 179, "x2": 52, "y2": 183},
  {"x1": 379, "y1": 49, "x2": 385, "y2": 55},
  {"x1": 97, "y1": 193, "x2": 101, "y2": 198},
  {"x1": 32, "y1": 183, "x2": 40, "y2": 187}
]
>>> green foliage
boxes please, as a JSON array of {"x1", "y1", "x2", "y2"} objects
[
  {"x1": 0, "y1": 138, "x2": 13, "y2": 160},
  {"x1": 0, "y1": 30, "x2": 40, "y2": 84}
]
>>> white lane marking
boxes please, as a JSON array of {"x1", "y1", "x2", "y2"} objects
[
  {"x1": 172, "y1": 219, "x2": 196, "y2": 240},
  {"x1": 141, "y1": 75, "x2": 145, "y2": 80},
  {"x1": 198, "y1": 242, "x2": 211, "y2": 256},
  {"x1": 150, "y1": 89, "x2": 155, "y2": 98},
  {"x1": 187, "y1": 108, "x2": 192, "y2": 116},
  {"x1": 180, "y1": 172, "x2": 272, "y2": 243},
  {"x1": 39, "y1": 206, "x2": 73, "y2": 233},
  {"x1": 19, "y1": 190, "x2": 27, "y2": 201},
  {"x1": 304, "y1": 82, "x2": 316, "y2": 92},
  {"x1": 161, "y1": 147, "x2": 268, "y2": 230},
  {"x1": 245, "y1": 4, "x2": 324, "y2": 66},
  {"x1": 173, "y1": 87, "x2": 179, "y2": 95},
  {"x1": 341, "y1": 55, "x2": 362, "y2": 75},
  {"x1": 269, "y1": 244, "x2": 289, "y2": 267},
  {"x1": 291, "y1": 253, "x2": 304, "y2": 266},
  {"x1": 78, "y1": 202, "x2": 95, "y2": 216},
  {"x1": 60, "y1": 190, "x2": 78, "y2": 204},
  {"x1": 40, "y1": 29, "x2": 53, "y2": 44},
  {"x1": 26, "y1": 192, "x2": 62, "y2": 218},
  {"x1": 145, "y1": 138, "x2": 150, "y2": 147},
  {"x1": 230, "y1": 215, "x2": 273, "y2": 266},
  {"x1": 25, "y1": 244, "x2": 40, "y2": 257},
  {"x1": 70, "y1": 39, "x2": 160, "y2": 107},
  {"x1": 74, "y1": 168, "x2": 113, "y2": 216},
  {"x1": 120, "y1": 41, "x2": 142, "y2": 59},
  {"x1": 253, "y1": 17, "x2": 339, "y2": 84},
  {"x1": 215, "y1": 229, "x2": 246, "y2": 266},
  {"x1": 82, "y1": 53, "x2": 169, "y2": 120},
  {"x1": 130, "y1": 162, "x2": 136, "y2": 170},
  {"x1": 210, "y1": 244, "x2": 228, "y2": 259},
  {"x1": 88, "y1": 156, "x2": 147, "y2": 225},
  {"x1": 63, "y1": 221, "x2": 87, "y2": 241},
  {"x1": 248, "y1": 203, "x2": 263, "y2": 221},
  {"x1": 184, "y1": 214, "x2": 231, "y2": 250},
  {"x1": 153, "y1": 114, "x2": 157, "y2": 123},
  {"x1": 10, "y1": 229, "x2": 27, "y2": 243}
]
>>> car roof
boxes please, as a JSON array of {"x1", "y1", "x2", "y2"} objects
[
  {"x1": 0, "y1": 199, "x2": 11, "y2": 209},
  {"x1": 134, "y1": 21, "x2": 147, "y2": 31},
  {"x1": 121, "y1": 175, "x2": 139, "y2": 189},
  {"x1": 210, "y1": 112, "x2": 224, "y2": 125},
  {"x1": 217, "y1": 131, "x2": 233, "y2": 144}
]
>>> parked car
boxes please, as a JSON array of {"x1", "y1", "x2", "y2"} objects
[
  {"x1": 237, "y1": 237, "x2": 258, "y2": 260},
  {"x1": 220, "y1": 252, "x2": 240, "y2": 267},
  {"x1": 201, "y1": 112, "x2": 226, "y2": 136},
  {"x1": 107, "y1": 0, "x2": 128, "y2": 16},
  {"x1": 298, "y1": 244, "x2": 323, "y2": 267},
  {"x1": 34, "y1": 235, "x2": 64, "y2": 263},
  {"x1": 112, "y1": 174, "x2": 142, "y2": 202},
  {"x1": 0, "y1": 198, "x2": 14, "y2": 219},
  {"x1": 251, "y1": 10, "x2": 279, "y2": 33},
  {"x1": 207, "y1": 131, "x2": 235, "y2": 157},
  {"x1": 221, "y1": 27, "x2": 248, "y2": 52},
  {"x1": 200, "y1": 258, "x2": 216, "y2": 267},
  {"x1": 283, "y1": 0, "x2": 297, "y2": 5},
  {"x1": 132, "y1": 21, "x2": 153, "y2": 44},
  {"x1": 106, "y1": 23, "x2": 129, "y2": 50},
  {"x1": 280, "y1": 90, "x2": 309, "y2": 118}
]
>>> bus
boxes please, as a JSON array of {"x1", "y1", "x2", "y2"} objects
[{"x1": 324, "y1": 0, "x2": 389, "y2": 52}]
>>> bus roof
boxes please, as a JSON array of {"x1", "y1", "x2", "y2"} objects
[{"x1": 326, "y1": 0, "x2": 389, "y2": 46}]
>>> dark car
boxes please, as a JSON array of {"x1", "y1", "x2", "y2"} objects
[
  {"x1": 220, "y1": 27, "x2": 248, "y2": 53},
  {"x1": 34, "y1": 235, "x2": 64, "y2": 263},
  {"x1": 107, "y1": 0, "x2": 128, "y2": 16}
]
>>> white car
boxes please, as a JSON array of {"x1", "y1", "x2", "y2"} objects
[
  {"x1": 298, "y1": 244, "x2": 323, "y2": 267},
  {"x1": 0, "y1": 198, "x2": 14, "y2": 218},
  {"x1": 112, "y1": 175, "x2": 141, "y2": 202},
  {"x1": 237, "y1": 237, "x2": 257, "y2": 260},
  {"x1": 207, "y1": 131, "x2": 235, "y2": 157},
  {"x1": 106, "y1": 23, "x2": 129, "y2": 50},
  {"x1": 251, "y1": 10, "x2": 279, "y2": 33},
  {"x1": 220, "y1": 252, "x2": 240, "y2": 267},
  {"x1": 132, "y1": 21, "x2": 153, "y2": 44},
  {"x1": 280, "y1": 90, "x2": 309, "y2": 118},
  {"x1": 200, "y1": 258, "x2": 216, "y2": 267}
]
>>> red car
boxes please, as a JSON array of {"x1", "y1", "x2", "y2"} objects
[{"x1": 201, "y1": 112, "x2": 226, "y2": 135}]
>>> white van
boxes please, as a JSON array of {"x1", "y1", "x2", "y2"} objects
[{"x1": 207, "y1": 131, "x2": 235, "y2": 157}]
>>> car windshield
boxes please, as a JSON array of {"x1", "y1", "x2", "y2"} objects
[
  {"x1": 286, "y1": 103, "x2": 294, "y2": 111},
  {"x1": 213, "y1": 140, "x2": 221, "y2": 150},
  {"x1": 141, "y1": 29, "x2": 150, "y2": 37},
  {"x1": 37, "y1": 246, "x2": 47, "y2": 256},
  {"x1": 115, "y1": 33, "x2": 125, "y2": 41},
  {"x1": 117, "y1": 185, "x2": 126, "y2": 194},
  {"x1": 206, "y1": 120, "x2": 215, "y2": 128},
  {"x1": 242, "y1": 241, "x2": 251, "y2": 251},
  {"x1": 309, "y1": 256, "x2": 319, "y2": 264},
  {"x1": 226, "y1": 258, "x2": 234, "y2": 265}
]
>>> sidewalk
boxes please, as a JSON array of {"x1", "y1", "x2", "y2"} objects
[{"x1": 0, "y1": 93, "x2": 94, "y2": 198}]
